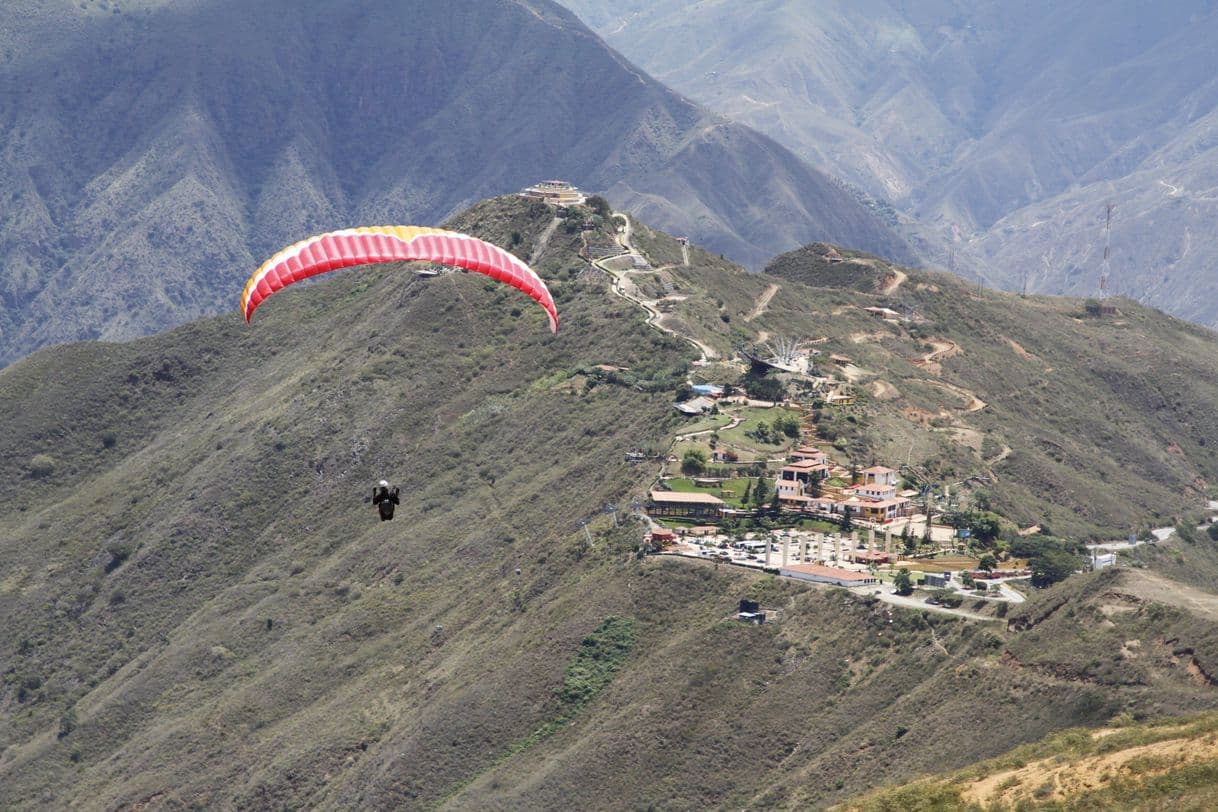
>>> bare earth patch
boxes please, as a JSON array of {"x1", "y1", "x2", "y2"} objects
[
  {"x1": 962, "y1": 732, "x2": 1218, "y2": 807},
  {"x1": 869, "y1": 379, "x2": 900, "y2": 400}
]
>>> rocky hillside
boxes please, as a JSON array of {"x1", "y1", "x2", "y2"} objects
[
  {"x1": 561, "y1": 0, "x2": 1218, "y2": 326},
  {"x1": 2, "y1": 197, "x2": 1217, "y2": 809},
  {"x1": 0, "y1": 0, "x2": 913, "y2": 366}
]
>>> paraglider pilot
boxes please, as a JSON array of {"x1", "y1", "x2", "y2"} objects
[{"x1": 373, "y1": 480, "x2": 400, "y2": 521}]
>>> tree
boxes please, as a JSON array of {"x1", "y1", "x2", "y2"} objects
[
  {"x1": 775, "y1": 414, "x2": 801, "y2": 438},
  {"x1": 752, "y1": 476, "x2": 772, "y2": 509},
  {"x1": 970, "y1": 513, "x2": 1002, "y2": 546},
  {"x1": 741, "y1": 373, "x2": 787, "y2": 402},
  {"x1": 841, "y1": 504, "x2": 854, "y2": 531},
  {"x1": 893, "y1": 568, "x2": 913, "y2": 596},
  {"x1": 747, "y1": 422, "x2": 774, "y2": 444},
  {"x1": 742, "y1": 479, "x2": 753, "y2": 503},
  {"x1": 681, "y1": 448, "x2": 708, "y2": 476},
  {"x1": 960, "y1": 570, "x2": 975, "y2": 588},
  {"x1": 769, "y1": 485, "x2": 783, "y2": 516},
  {"x1": 1031, "y1": 549, "x2": 1081, "y2": 588},
  {"x1": 978, "y1": 553, "x2": 998, "y2": 573},
  {"x1": 586, "y1": 195, "x2": 613, "y2": 220},
  {"x1": 810, "y1": 469, "x2": 824, "y2": 498},
  {"x1": 900, "y1": 524, "x2": 917, "y2": 554}
]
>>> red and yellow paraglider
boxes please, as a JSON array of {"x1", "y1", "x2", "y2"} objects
[{"x1": 240, "y1": 226, "x2": 559, "y2": 333}]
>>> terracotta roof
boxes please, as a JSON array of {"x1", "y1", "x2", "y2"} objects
[
  {"x1": 780, "y1": 564, "x2": 873, "y2": 581},
  {"x1": 649, "y1": 490, "x2": 725, "y2": 505},
  {"x1": 861, "y1": 498, "x2": 909, "y2": 508},
  {"x1": 862, "y1": 465, "x2": 896, "y2": 474}
]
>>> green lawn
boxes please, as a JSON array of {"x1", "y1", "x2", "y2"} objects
[
  {"x1": 716, "y1": 405, "x2": 804, "y2": 450},
  {"x1": 664, "y1": 476, "x2": 757, "y2": 507},
  {"x1": 673, "y1": 413, "x2": 732, "y2": 436}
]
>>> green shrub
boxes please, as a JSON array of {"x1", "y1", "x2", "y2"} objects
[
  {"x1": 556, "y1": 616, "x2": 636, "y2": 710},
  {"x1": 29, "y1": 454, "x2": 56, "y2": 478},
  {"x1": 58, "y1": 709, "x2": 78, "y2": 739},
  {"x1": 927, "y1": 589, "x2": 963, "y2": 608}
]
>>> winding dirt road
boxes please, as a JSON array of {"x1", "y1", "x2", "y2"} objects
[
  {"x1": 745, "y1": 283, "x2": 780, "y2": 322},
  {"x1": 596, "y1": 215, "x2": 718, "y2": 362}
]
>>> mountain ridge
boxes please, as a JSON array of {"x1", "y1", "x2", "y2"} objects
[
  {"x1": 0, "y1": 0, "x2": 914, "y2": 366},
  {"x1": 559, "y1": 0, "x2": 1218, "y2": 325}
]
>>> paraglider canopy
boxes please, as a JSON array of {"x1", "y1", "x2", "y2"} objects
[{"x1": 240, "y1": 226, "x2": 558, "y2": 333}]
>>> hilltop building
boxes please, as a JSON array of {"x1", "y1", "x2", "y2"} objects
[
  {"x1": 648, "y1": 490, "x2": 725, "y2": 520},
  {"x1": 863, "y1": 306, "x2": 901, "y2": 321},
  {"x1": 779, "y1": 563, "x2": 877, "y2": 588},
  {"x1": 519, "y1": 180, "x2": 586, "y2": 206},
  {"x1": 790, "y1": 445, "x2": 828, "y2": 465},
  {"x1": 674, "y1": 396, "x2": 716, "y2": 415},
  {"x1": 774, "y1": 456, "x2": 911, "y2": 523}
]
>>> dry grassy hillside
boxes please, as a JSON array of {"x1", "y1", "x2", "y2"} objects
[{"x1": 2, "y1": 198, "x2": 1218, "y2": 809}]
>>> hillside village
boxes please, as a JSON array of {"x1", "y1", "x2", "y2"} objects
[
  {"x1": 509, "y1": 184, "x2": 1213, "y2": 617},
  {"x1": 645, "y1": 393, "x2": 1030, "y2": 611},
  {"x1": 510, "y1": 186, "x2": 1026, "y2": 605}
]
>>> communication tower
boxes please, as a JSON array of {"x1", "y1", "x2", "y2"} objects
[{"x1": 1099, "y1": 202, "x2": 1114, "y2": 297}]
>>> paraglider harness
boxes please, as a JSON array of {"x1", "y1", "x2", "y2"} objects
[{"x1": 373, "y1": 485, "x2": 400, "y2": 521}]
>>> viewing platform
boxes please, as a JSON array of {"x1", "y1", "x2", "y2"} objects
[{"x1": 519, "y1": 179, "x2": 586, "y2": 206}]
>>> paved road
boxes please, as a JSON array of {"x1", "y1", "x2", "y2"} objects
[{"x1": 1088, "y1": 526, "x2": 1177, "y2": 552}]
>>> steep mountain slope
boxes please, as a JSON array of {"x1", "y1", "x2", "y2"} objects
[
  {"x1": 3, "y1": 198, "x2": 1218, "y2": 809},
  {"x1": 0, "y1": 0, "x2": 913, "y2": 366},
  {"x1": 561, "y1": 0, "x2": 1218, "y2": 325}
]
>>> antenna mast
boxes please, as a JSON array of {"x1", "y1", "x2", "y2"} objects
[{"x1": 1099, "y1": 202, "x2": 1114, "y2": 297}]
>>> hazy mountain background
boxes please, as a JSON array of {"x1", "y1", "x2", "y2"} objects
[
  {"x1": 0, "y1": 0, "x2": 915, "y2": 366},
  {"x1": 560, "y1": 0, "x2": 1218, "y2": 325}
]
